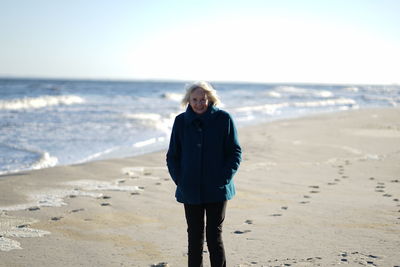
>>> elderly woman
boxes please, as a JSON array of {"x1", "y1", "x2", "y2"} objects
[{"x1": 166, "y1": 81, "x2": 242, "y2": 267}]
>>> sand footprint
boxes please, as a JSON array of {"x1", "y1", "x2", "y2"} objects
[
  {"x1": 334, "y1": 162, "x2": 351, "y2": 181},
  {"x1": 122, "y1": 166, "x2": 168, "y2": 181},
  {"x1": 266, "y1": 256, "x2": 322, "y2": 266},
  {"x1": 70, "y1": 208, "x2": 84, "y2": 213},
  {"x1": 336, "y1": 164, "x2": 345, "y2": 174},
  {"x1": 375, "y1": 180, "x2": 400, "y2": 219},
  {"x1": 122, "y1": 167, "x2": 144, "y2": 179},
  {"x1": 50, "y1": 216, "x2": 63, "y2": 221},
  {"x1": 309, "y1": 185, "x2": 320, "y2": 194},
  {"x1": 233, "y1": 230, "x2": 251, "y2": 234},
  {"x1": 300, "y1": 195, "x2": 311, "y2": 204},
  {"x1": 374, "y1": 182, "x2": 395, "y2": 198},
  {"x1": 373, "y1": 181, "x2": 384, "y2": 193},
  {"x1": 234, "y1": 220, "x2": 254, "y2": 235},
  {"x1": 375, "y1": 182, "x2": 399, "y2": 205},
  {"x1": 297, "y1": 186, "x2": 320, "y2": 205},
  {"x1": 337, "y1": 251, "x2": 382, "y2": 266},
  {"x1": 151, "y1": 262, "x2": 169, "y2": 267},
  {"x1": 130, "y1": 186, "x2": 145, "y2": 195}
]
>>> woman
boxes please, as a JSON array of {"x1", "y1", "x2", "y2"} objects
[{"x1": 166, "y1": 81, "x2": 242, "y2": 267}]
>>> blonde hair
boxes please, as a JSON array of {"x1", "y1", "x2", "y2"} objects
[{"x1": 181, "y1": 81, "x2": 221, "y2": 108}]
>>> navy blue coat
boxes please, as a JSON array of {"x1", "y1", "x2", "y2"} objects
[{"x1": 166, "y1": 104, "x2": 242, "y2": 204}]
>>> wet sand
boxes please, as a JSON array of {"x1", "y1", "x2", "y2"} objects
[{"x1": 1, "y1": 108, "x2": 399, "y2": 266}]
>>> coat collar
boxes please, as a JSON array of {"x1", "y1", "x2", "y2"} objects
[{"x1": 184, "y1": 104, "x2": 218, "y2": 125}]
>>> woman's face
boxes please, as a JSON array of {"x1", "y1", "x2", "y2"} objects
[{"x1": 189, "y1": 88, "x2": 209, "y2": 115}]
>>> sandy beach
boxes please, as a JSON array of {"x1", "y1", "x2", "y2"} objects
[{"x1": 1, "y1": 108, "x2": 399, "y2": 267}]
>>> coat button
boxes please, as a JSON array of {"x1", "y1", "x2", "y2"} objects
[{"x1": 197, "y1": 143, "x2": 202, "y2": 148}]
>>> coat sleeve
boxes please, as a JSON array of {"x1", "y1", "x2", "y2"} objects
[
  {"x1": 166, "y1": 116, "x2": 182, "y2": 186},
  {"x1": 223, "y1": 114, "x2": 242, "y2": 183}
]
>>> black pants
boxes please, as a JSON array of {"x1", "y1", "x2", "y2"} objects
[{"x1": 184, "y1": 201, "x2": 227, "y2": 267}]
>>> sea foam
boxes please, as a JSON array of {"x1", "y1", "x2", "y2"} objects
[
  {"x1": 0, "y1": 189, "x2": 103, "y2": 212},
  {"x1": 0, "y1": 214, "x2": 50, "y2": 251},
  {"x1": 64, "y1": 179, "x2": 143, "y2": 192}
]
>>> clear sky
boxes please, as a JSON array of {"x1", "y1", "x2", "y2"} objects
[{"x1": 0, "y1": 0, "x2": 399, "y2": 84}]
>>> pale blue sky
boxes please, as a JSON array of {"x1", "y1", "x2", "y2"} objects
[{"x1": 0, "y1": 0, "x2": 399, "y2": 84}]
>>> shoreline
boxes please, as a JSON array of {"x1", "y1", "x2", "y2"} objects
[
  {"x1": 1, "y1": 107, "x2": 399, "y2": 266},
  {"x1": 0, "y1": 107, "x2": 372, "y2": 177}
]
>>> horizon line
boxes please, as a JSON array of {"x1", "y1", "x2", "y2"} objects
[{"x1": 0, "y1": 75, "x2": 399, "y2": 87}]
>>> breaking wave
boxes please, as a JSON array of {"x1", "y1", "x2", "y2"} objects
[
  {"x1": 123, "y1": 112, "x2": 175, "y2": 134},
  {"x1": 0, "y1": 144, "x2": 58, "y2": 175},
  {"x1": 31, "y1": 152, "x2": 58, "y2": 170},
  {"x1": 235, "y1": 98, "x2": 357, "y2": 114},
  {"x1": 161, "y1": 92, "x2": 183, "y2": 102},
  {"x1": 271, "y1": 86, "x2": 334, "y2": 98},
  {"x1": 0, "y1": 95, "x2": 85, "y2": 110}
]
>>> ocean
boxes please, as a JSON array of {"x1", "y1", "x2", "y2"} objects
[{"x1": 0, "y1": 78, "x2": 399, "y2": 175}]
